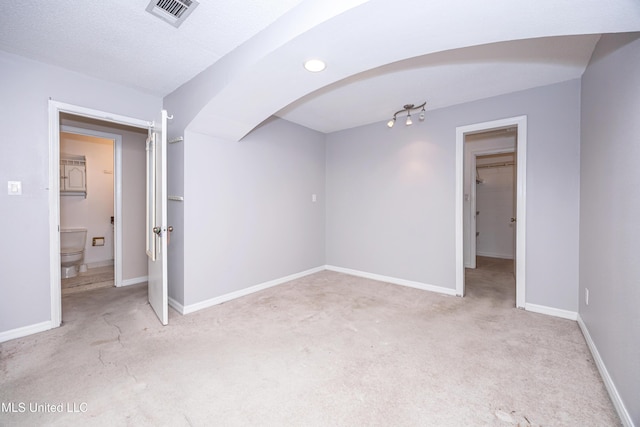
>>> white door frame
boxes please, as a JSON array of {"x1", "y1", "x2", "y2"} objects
[
  {"x1": 60, "y1": 125, "x2": 123, "y2": 286},
  {"x1": 48, "y1": 101, "x2": 150, "y2": 327},
  {"x1": 455, "y1": 115, "x2": 527, "y2": 308}
]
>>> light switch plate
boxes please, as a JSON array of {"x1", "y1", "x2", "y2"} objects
[{"x1": 8, "y1": 181, "x2": 22, "y2": 195}]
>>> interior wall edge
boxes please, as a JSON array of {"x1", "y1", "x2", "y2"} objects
[
  {"x1": 179, "y1": 266, "x2": 326, "y2": 315},
  {"x1": 523, "y1": 303, "x2": 577, "y2": 321},
  {"x1": 325, "y1": 265, "x2": 457, "y2": 297},
  {"x1": 577, "y1": 315, "x2": 634, "y2": 427}
]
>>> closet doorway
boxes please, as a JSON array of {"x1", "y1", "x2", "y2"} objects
[
  {"x1": 455, "y1": 115, "x2": 527, "y2": 308},
  {"x1": 474, "y1": 149, "x2": 516, "y2": 271}
]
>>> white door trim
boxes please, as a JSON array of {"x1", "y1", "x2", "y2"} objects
[
  {"x1": 60, "y1": 125, "x2": 123, "y2": 286},
  {"x1": 455, "y1": 115, "x2": 527, "y2": 308},
  {"x1": 48, "y1": 100, "x2": 150, "y2": 327}
]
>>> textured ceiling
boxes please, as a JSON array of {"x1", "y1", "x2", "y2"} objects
[
  {"x1": 1, "y1": 0, "x2": 640, "y2": 136},
  {"x1": 0, "y1": 0, "x2": 304, "y2": 95}
]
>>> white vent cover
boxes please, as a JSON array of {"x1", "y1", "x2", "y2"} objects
[{"x1": 146, "y1": 0, "x2": 199, "y2": 28}]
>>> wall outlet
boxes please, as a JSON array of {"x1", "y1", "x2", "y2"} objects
[
  {"x1": 585, "y1": 288, "x2": 589, "y2": 306},
  {"x1": 7, "y1": 181, "x2": 22, "y2": 195}
]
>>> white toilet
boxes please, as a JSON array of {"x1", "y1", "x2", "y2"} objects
[{"x1": 60, "y1": 228, "x2": 87, "y2": 279}]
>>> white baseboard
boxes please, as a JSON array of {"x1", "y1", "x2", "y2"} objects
[
  {"x1": 87, "y1": 260, "x2": 114, "y2": 269},
  {"x1": 525, "y1": 303, "x2": 577, "y2": 320},
  {"x1": 178, "y1": 266, "x2": 326, "y2": 315},
  {"x1": 325, "y1": 265, "x2": 458, "y2": 296},
  {"x1": 119, "y1": 276, "x2": 148, "y2": 287},
  {"x1": 577, "y1": 315, "x2": 634, "y2": 427},
  {"x1": 168, "y1": 296, "x2": 185, "y2": 314},
  {"x1": 0, "y1": 321, "x2": 53, "y2": 343}
]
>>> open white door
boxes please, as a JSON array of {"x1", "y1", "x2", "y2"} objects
[
  {"x1": 512, "y1": 143, "x2": 518, "y2": 278},
  {"x1": 146, "y1": 110, "x2": 170, "y2": 325}
]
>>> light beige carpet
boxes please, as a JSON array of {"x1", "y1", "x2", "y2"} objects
[{"x1": 0, "y1": 266, "x2": 619, "y2": 426}]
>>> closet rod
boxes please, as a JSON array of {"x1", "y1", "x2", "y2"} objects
[{"x1": 476, "y1": 161, "x2": 515, "y2": 169}]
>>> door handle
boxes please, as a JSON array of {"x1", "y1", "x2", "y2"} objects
[
  {"x1": 510, "y1": 218, "x2": 517, "y2": 223},
  {"x1": 167, "y1": 226, "x2": 174, "y2": 245},
  {"x1": 153, "y1": 226, "x2": 173, "y2": 239}
]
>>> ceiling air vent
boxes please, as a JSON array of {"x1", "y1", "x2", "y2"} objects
[{"x1": 146, "y1": 0, "x2": 199, "y2": 28}]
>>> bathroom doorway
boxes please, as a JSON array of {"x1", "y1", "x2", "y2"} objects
[
  {"x1": 57, "y1": 114, "x2": 149, "y2": 298},
  {"x1": 49, "y1": 100, "x2": 170, "y2": 328},
  {"x1": 59, "y1": 128, "x2": 116, "y2": 294}
]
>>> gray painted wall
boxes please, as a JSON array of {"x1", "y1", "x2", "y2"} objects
[
  {"x1": 167, "y1": 133, "x2": 185, "y2": 305},
  {"x1": 182, "y1": 118, "x2": 326, "y2": 306},
  {"x1": 0, "y1": 51, "x2": 161, "y2": 334},
  {"x1": 580, "y1": 33, "x2": 640, "y2": 424},
  {"x1": 118, "y1": 128, "x2": 149, "y2": 281},
  {"x1": 326, "y1": 79, "x2": 581, "y2": 311}
]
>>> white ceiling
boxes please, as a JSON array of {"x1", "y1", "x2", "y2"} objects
[
  {"x1": 0, "y1": 0, "x2": 305, "y2": 95},
  {"x1": 1, "y1": 0, "x2": 640, "y2": 136},
  {"x1": 277, "y1": 35, "x2": 601, "y2": 133}
]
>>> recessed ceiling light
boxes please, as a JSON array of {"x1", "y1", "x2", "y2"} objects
[{"x1": 304, "y1": 59, "x2": 326, "y2": 72}]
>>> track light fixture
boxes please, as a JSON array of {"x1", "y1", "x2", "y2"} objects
[{"x1": 387, "y1": 102, "x2": 426, "y2": 128}]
